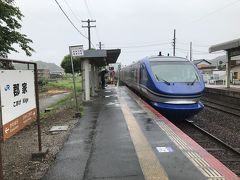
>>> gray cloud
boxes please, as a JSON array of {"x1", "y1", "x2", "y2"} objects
[{"x1": 9, "y1": 0, "x2": 240, "y2": 65}]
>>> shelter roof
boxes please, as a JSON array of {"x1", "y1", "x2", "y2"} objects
[
  {"x1": 81, "y1": 49, "x2": 121, "y2": 66},
  {"x1": 209, "y1": 38, "x2": 240, "y2": 53}
]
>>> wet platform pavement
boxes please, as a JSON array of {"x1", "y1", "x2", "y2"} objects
[{"x1": 42, "y1": 86, "x2": 239, "y2": 180}]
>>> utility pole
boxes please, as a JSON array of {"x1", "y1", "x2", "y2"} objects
[
  {"x1": 190, "y1": 42, "x2": 192, "y2": 61},
  {"x1": 0, "y1": 145, "x2": 2, "y2": 180},
  {"x1": 82, "y1": 19, "x2": 96, "y2": 50},
  {"x1": 97, "y1": 42, "x2": 104, "y2": 49},
  {"x1": 173, "y1": 29, "x2": 176, "y2": 56}
]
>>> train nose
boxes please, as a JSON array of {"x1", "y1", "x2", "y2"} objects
[{"x1": 151, "y1": 101, "x2": 204, "y2": 120}]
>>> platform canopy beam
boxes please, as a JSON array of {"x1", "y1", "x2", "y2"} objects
[{"x1": 209, "y1": 38, "x2": 240, "y2": 88}]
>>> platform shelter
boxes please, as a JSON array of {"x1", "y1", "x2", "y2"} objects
[
  {"x1": 209, "y1": 38, "x2": 240, "y2": 88},
  {"x1": 80, "y1": 49, "x2": 121, "y2": 101}
]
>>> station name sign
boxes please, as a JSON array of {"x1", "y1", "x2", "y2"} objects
[
  {"x1": 0, "y1": 70, "x2": 36, "y2": 141},
  {"x1": 69, "y1": 45, "x2": 84, "y2": 57}
]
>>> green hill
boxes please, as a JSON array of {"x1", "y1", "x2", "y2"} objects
[{"x1": 13, "y1": 60, "x2": 64, "y2": 73}]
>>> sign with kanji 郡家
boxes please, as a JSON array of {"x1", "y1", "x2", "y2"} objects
[{"x1": 0, "y1": 70, "x2": 36, "y2": 141}]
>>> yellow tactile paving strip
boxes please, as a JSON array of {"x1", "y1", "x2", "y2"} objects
[
  {"x1": 124, "y1": 88, "x2": 226, "y2": 180},
  {"x1": 118, "y1": 96, "x2": 169, "y2": 180}
]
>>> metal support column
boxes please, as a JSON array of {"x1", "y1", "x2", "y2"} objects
[
  {"x1": 226, "y1": 51, "x2": 231, "y2": 88},
  {"x1": 95, "y1": 67, "x2": 100, "y2": 90},
  {"x1": 69, "y1": 55, "x2": 79, "y2": 114},
  {"x1": 0, "y1": 88, "x2": 3, "y2": 180},
  {"x1": 91, "y1": 65, "x2": 96, "y2": 96},
  {"x1": 34, "y1": 64, "x2": 42, "y2": 152}
]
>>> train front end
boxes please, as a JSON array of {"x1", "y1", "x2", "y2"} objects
[{"x1": 145, "y1": 57, "x2": 205, "y2": 120}]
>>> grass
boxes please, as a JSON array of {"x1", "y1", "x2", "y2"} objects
[
  {"x1": 40, "y1": 77, "x2": 83, "y2": 119},
  {"x1": 40, "y1": 92, "x2": 83, "y2": 119},
  {"x1": 49, "y1": 93, "x2": 72, "y2": 109},
  {"x1": 47, "y1": 76, "x2": 82, "y2": 92}
]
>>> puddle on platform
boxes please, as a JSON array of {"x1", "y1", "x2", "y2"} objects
[
  {"x1": 106, "y1": 102, "x2": 120, "y2": 107},
  {"x1": 104, "y1": 94, "x2": 118, "y2": 98},
  {"x1": 132, "y1": 110, "x2": 145, "y2": 114},
  {"x1": 144, "y1": 118, "x2": 154, "y2": 131}
]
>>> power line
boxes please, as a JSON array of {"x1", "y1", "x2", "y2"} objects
[
  {"x1": 193, "y1": 51, "x2": 225, "y2": 55},
  {"x1": 62, "y1": 0, "x2": 83, "y2": 25},
  {"x1": 61, "y1": 0, "x2": 96, "y2": 48},
  {"x1": 82, "y1": 19, "x2": 96, "y2": 49},
  {"x1": 190, "y1": 0, "x2": 240, "y2": 24},
  {"x1": 53, "y1": 0, "x2": 88, "y2": 40},
  {"x1": 178, "y1": 41, "x2": 210, "y2": 48},
  {"x1": 176, "y1": 47, "x2": 224, "y2": 55},
  {"x1": 107, "y1": 39, "x2": 172, "y2": 46},
  {"x1": 83, "y1": 0, "x2": 93, "y2": 19},
  {"x1": 83, "y1": 0, "x2": 101, "y2": 42},
  {"x1": 177, "y1": 0, "x2": 240, "y2": 32},
  {"x1": 123, "y1": 48, "x2": 173, "y2": 54},
  {"x1": 106, "y1": 42, "x2": 171, "y2": 49},
  {"x1": 94, "y1": 27, "x2": 101, "y2": 43}
]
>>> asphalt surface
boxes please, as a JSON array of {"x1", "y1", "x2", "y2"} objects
[
  {"x1": 42, "y1": 88, "x2": 144, "y2": 180},
  {"x1": 39, "y1": 93, "x2": 69, "y2": 111},
  {"x1": 42, "y1": 87, "x2": 225, "y2": 180}
]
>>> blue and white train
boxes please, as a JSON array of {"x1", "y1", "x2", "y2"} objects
[{"x1": 120, "y1": 56, "x2": 205, "y2": 120}]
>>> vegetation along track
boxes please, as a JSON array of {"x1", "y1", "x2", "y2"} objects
[
  {"x1": 201, "y1": 97, "x2": 240, "y2": 117},
  {"x1": 175, "y1": 120, "x2": 240, "y2": 176}
]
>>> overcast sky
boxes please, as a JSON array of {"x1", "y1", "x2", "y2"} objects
[{"x1": 9, "y1": 0, "x2": 240, "y2": 66}]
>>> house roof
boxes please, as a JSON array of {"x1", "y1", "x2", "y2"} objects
[{"x1": 193, "y1": 59, "x2": 211, "y2": 65}]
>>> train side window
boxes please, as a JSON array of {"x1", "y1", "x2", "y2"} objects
[
  {"x1": 140, "y1": 65, "x2": 148, "y2": 83},
  {"x1": 133, "y1": 68, "x2": 137, "y2": 81}
]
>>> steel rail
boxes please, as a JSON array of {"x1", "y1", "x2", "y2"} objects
[
  {"x1": 186, "y1": 120, "x2": 240, "y2": 157},
  {"x1": 201, "y1": 97, "x2": 240, "y2": 111},
  {"x1": 185, "y1": 120, "x2": 240, "y2": 176},
  {"x1": 201, "y1": 100, "x2": 240, "y2": 117}
]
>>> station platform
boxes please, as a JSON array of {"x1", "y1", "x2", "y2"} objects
[
  {"x1": 205, "y1": 85, "x2": 240, "y2": 99},
  {"x1": 43, "y1": 86, "x2": 239, "y2": 180}
]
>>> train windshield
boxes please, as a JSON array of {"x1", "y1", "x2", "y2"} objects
[{"x1": 150, "y1": 61, "x2": 199, "y2": 83}]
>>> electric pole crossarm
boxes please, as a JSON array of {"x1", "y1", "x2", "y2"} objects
[
  {"x1": 82, "y1": 26, "x2": 96, "y2": 28},
  {"x1": 82, "y1": 20, "x2": 96, "y2": 23},
  {"x1": 82, "y1": 19, "x2": 96, "y2": 49}
]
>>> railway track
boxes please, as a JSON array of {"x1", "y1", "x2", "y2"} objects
[
  {"x1": 176, "y1": 120, "x2": 240, "y2": 176},
  {"x1": 201, "y1": 97, "x2": 240, "y2": 117}
]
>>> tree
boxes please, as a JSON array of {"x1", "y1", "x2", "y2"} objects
[
  {"x1": 0, "y1": 0, "x2": 34, "y2": 57},
  {"x1": 61, "y1": 54, "x2": 82, "y2": 74},
  {"x1": 217, "y1": 60, "x2": 224, "y2": 70}
]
